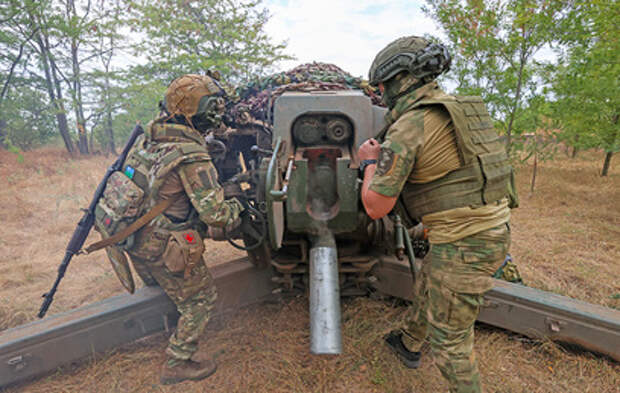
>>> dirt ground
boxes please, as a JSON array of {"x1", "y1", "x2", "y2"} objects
[{"x1": 0, "y1": 147, "x2": 619, "y2": 392}]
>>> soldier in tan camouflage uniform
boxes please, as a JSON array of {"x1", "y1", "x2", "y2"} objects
[
  {"x1": 358, "y1": 37, "x2": 519, "y2": 393},
  {"x1": 122, "y1": 74, "x2": 244, "y2": 384}
]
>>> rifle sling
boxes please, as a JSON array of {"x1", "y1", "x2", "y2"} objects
[{"x1": 83, "y1": 196, "x2": 180, "y2": 254}]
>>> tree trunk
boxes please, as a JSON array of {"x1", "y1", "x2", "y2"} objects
[
  {"x1": 505, "y1": 37, "x2": 528, "y2": 153},
  {"x1": 0, "y1": 30, "x2": 31, "y2": 152},
  {"x1": 530, "y1": 151, "x2": 537, "y2": 194},
  {"x1": 50, "y1": 61, "x2": 73, "y2": 154},
  {"x1": 76, "y1": 122, "x2": 89, "y2": 154},
  {"x1": 0, "y1": 118, "x2": 7, "y2": 148},
  {"x1": 601, "y1": 151, "x2": 613, "y2": 177},
  {"x1": 105, "y1": 109, "x2": 116, "y2": 154},
  {"x1": 571, "y1": 135, "x2": 580, "y2": 158},
  {"x1": 65, "y1": 0, "x2": 89, "y2": 155},
  {"x1": 71, "y1": 41, "x2": 88, "y2": 155},
  {"x1": 36, "y1": 34, "x2": 74, "y2": 154},
  {"x1": 104, "y1": 67, "x2": 117, "y2": 155},
  {"x1": 88, "y1": 128, "x2": 95, "y2": 153},
  {"x1": 601, "y1": 116, "x2": 619, "y2": 176}
]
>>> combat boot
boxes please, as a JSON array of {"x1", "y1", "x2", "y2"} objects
[
  {"x1": 160, "y1": 357, "x2": 217, "y2": 385},
  {"x1": 384, "y1": 330, "x2": 421, "y2": 369}
]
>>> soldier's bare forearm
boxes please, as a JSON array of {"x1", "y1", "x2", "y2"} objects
[{"x1": 361, "y1": 164, "x2": 397, "y2": 220}]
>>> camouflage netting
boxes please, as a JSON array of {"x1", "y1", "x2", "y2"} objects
[{"x1": 226, "y1": 62, "x2": 383, "y2": 127}]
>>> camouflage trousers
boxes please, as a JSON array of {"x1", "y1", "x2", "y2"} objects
[
  {"x1": 401, "y1": 223, "x2": 511, "y2": 393},
  {"x1": 130, "y1": 254, "x2": 218, "y2": 362}
]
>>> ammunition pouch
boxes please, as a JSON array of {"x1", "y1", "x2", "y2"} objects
[
  {"x1": 129, "y1": 226, "x2": 170, "y2": 261},
  {"x1": 162, "y1": 229, "x2": 205, "y2": 279}
]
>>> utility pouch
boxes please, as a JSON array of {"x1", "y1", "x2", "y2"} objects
[
  {"x1": 92, "y1": 171, "x2": 143, "y2": 293},
  {"x1": 94, "y1": 171, "x2": 145, "y2": 250},
  {"x1": 161, "y1": 229, "x2": 204, "y2": 279},
  {"x1": 477, "y1": 151, "x2": 511, "y2": 205}
]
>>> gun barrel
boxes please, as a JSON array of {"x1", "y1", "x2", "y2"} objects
[{"x1": 309, "y1": 231, "x2": 342, "y2": 354}]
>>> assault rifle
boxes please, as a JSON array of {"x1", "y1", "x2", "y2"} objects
[{"x1": 37, "y1": 124, "x2": 145, "y2": 318}]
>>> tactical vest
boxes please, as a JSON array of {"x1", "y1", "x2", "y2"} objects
[
  {"x1": 397, "y1": 95, "x2": 514, "y2": 220},
  {"x1": 95, "y1": 121, "x2": 213, "y2": 260}
]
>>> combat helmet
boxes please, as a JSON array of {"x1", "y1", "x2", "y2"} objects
[
  {"x1": 163, "y1": 73, "x2": 226, "y2": 131},
  {"x1": 368, "y1": 36, "x2": 451, "y2": 86}
]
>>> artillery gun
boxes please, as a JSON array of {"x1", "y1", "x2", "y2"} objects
[
  {"x1": 1, "y1": 67, "x2": 619, "y2": 388},
  {"x1": 210, "y1": 89, "x2": 393, "y2": 354}
]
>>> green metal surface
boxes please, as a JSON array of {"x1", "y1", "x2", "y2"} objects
[
  {"x1": 286, "y1": 157, "x2": 359, "y2": 235},
  {"x1": 265, "y1": 137, "x2": 284, "y2": 249}
]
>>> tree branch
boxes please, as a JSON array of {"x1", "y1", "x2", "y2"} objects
[{"x1": 1, "y1": 27, "x2": 39, "y2": 103}]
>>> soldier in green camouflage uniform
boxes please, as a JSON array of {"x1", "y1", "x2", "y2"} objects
[
  {"x1": 123, "y1": 74, "x2": 243, "y2": 384},
  {"x1": 358, "y1": 37, "x2": 520, "y2": 393}
]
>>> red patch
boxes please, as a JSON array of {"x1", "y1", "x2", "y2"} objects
[
  {"x1": 104, "y1": 217, "x2": 112, "y2": 227},
  {"x1": 184, "y1": 233, "x2": 195, "y2": 244}
]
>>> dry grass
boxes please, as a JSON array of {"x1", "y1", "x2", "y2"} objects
[
  {"x1": 1, "y1": 147, "x2": 619, "y2": 392},
  {"x1": 510, "y1": 151, "x2": 620, "y2": 309}
]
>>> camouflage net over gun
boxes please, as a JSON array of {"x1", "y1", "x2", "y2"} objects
[{"x1": 225, "y1": 62, "x2": 383, "y2": 128}]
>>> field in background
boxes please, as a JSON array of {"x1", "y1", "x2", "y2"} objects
[{"x1": 0, "y1": 147, "x2": 618, "y2": 392}]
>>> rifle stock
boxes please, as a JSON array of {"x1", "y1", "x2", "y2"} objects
[{"x1": 38, "y1": 124, "x2": 144, "y2": 318}]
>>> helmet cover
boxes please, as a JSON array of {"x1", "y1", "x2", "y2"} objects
[
  {"x1": 368, "y1": 36, "x2": 451, "y2": 86},
  {"x1": 164, "y1": 74, "x2": 224, "y2": 118}
]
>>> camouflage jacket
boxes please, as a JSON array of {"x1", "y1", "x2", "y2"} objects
[{"x1": 123, "y1": 120, "x2": 243, "y2": 259}]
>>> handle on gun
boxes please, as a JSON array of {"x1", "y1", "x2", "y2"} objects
[{"x1": 402, "y1": 221, "x2": 420, "y2": 283}]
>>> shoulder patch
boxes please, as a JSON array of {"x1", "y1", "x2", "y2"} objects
[{"x1": 376, "y1": 147, "x2": 397, "y2": 176}]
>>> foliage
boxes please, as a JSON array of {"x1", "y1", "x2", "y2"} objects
[
  {"x1": 550, "y1": 0, "x2": 619, "y2": 174},
  {"x1": 128, "y1": 0, "x2": 293, "y2": 83},
  {"x1": 0, "y1": 0, "x2": 290, "y2": 154},
  {"x1": 512, "y1": 96, "x2": 559, "y2": 192},
  {"x1": 6, "y1": 143, "x2": 24, "y2": 163},
  {"x1": 513, "y1": 97, "x2": 557, "y2": 156},
  {"x1": 423, "y1": 0, "x2": 566, "y2": 147},
  {"x1": 93, "y1": 77, "x2": 166, "y2": 150},
  {"x1": 1, "y1": 87, "x2": 57, "y2": 150},
  {"x1": 0, "y1": 0, "x2": 615, "y2": 176}
]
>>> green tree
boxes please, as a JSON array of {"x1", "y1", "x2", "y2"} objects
[
  {"x1": 423, "y1": 0, "x2": 566, "y2": 150},
  {"x1": 0, "y1": 1, "x2": 48, "y2": 148},
  {"x1": 1, "y1": 0, "x2": 290, "y2": 153},
  {"x1": 50, "y1": 0, "x2": 126, "y2": 154},
  {"x1": 1, "y1": 0, "x2": 129, "y2": 155},
  {"x1": 92, "y1": 78, "x2": 166, "y2": 153},
  {"x1": 551, "y1": 0, "x2": 619, "y2": 176},
  {"x1": 83, "y1": 0, "x2": 128, "y2": 154},
  {"x1": 2, "y1": 87, "x2": 57, "y2": 150},
  {"x1": 22, "y1": 0, "x2": 76, "y2": 153},
  {"x1": 512, "y1": 95, "x2": 558, "y2": 193},
  {"x1": 128, "y1": 0, "x2": 292, "y2": 83}
]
